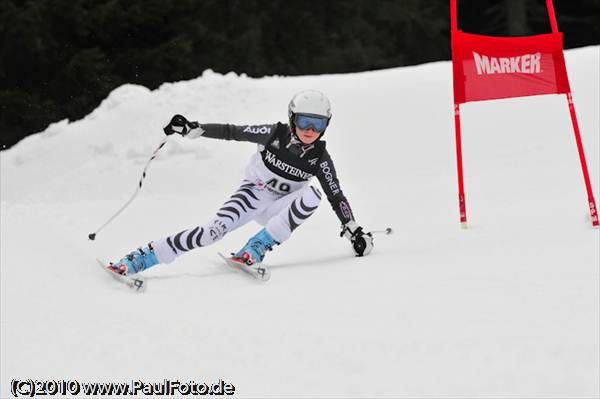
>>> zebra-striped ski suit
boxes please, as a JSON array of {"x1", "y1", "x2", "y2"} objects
[{"x1": 152, "y1": 122, "x2": 354, "y2": 264}]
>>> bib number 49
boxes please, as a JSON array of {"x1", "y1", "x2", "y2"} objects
[{"x1": 266, "y1": 178, "x2": 290, "y2": 193}]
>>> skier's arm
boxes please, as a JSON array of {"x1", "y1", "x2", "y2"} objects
[
  {"x1": 316, "y1": 149, "x2": 355, "y2": 225},
  {"x1": 198, "y1": 123, "x2": 278, "y2": 144},
  {"x1": 316, "y1": 149, "x2": 373, "y2": 256},
  {"x1": 163, "y1": 114, "x2": 277, "y2": 145}
]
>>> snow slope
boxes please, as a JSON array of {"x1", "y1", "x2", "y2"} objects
[{"x1": 1, "y1": 47, "x2": 599, "y2": 398}]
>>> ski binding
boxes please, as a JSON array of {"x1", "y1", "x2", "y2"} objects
[
  {"x1": 96, "y1": 259, "x2": 146, "y2": 292},
  {"x1": 218, "y1": 252, "x2": 271, "y2": 281}
]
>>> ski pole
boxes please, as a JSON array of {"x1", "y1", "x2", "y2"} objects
[
  {"x1": 369, "y1": 227, "x2": 393, "y2": 235},
  {"x1": 88, "y1": 137, "x2": 168, "y2": 240}
]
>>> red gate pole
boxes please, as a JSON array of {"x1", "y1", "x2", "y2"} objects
[
  {"x1": 454, "y1": 103, "x2": 468, "y2": 228},
  {"x1": 450, "y1": 0, "x2": 467, "y2": 227},
  {"x1": 546, "y1": 0, "x2": 559, "y2": 33},
  {"x1": 566, "y1": 92, "x2": 599, "y2": 227},
  {"x1": 450, "y1": 0, "x2": 458, "y2": 32},
  {"x1": 546, "y1": 0, "x2": 599, "y2": 227}
]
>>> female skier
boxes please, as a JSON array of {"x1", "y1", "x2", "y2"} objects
[{"x1": 107, "y1": 90, "x2": 374, "y2": 276}]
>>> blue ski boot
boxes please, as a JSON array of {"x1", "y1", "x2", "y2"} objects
[
  {"x1": 108, "y1": 243, "x2": 159, "y2": 275},
  {"x1": 234, "y1": 228, "x2": 279, "y2": 265}
]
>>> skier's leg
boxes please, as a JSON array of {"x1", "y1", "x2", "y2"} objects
[
  {"x1": 261, "y1": 185, "x2": 322, "y2": 243},
  {"x1": 152, "y1": 180, "x2": 272, "y2": 264},
  {"x1": 233, "y1": 185, "x2": 322, "y2": 264},
  {"x1": 110, "y1": 180, "x2": 272, "y2": 273}
]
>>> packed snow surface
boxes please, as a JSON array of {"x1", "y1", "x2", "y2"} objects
[{"x1": 2, "y1": 47, "x2": 599, "y2": 398}]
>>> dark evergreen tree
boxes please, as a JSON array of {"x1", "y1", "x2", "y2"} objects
[{"x1": 1, "y1": 0, "x2": 598, "y2": 149}]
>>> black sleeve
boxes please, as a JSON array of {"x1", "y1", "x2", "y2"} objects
[
  {"x1": 316, "y1": 148, "x2": 355, "y2": 225},
  {"x1": 199, "y1": 123, "x2": 279, "y2": 145}
]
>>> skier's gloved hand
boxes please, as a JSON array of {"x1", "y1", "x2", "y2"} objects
[
  {"x1": 163, "y1": 114, "x2": 203, "y2": 138},
  {"x1": 340, "y1": 221, "x2": 373, "y2": 257}
]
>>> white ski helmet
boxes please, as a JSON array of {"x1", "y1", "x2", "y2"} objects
[{"x1": 288, "y1": 90, "x2": 332, "y2": 134}]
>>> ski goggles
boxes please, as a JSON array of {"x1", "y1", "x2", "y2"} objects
[{"x1": 294, "y1": 114, "x2": 328, "y2": 133}]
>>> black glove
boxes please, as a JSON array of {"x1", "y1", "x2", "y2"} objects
[
  {"x1": 340, "y1": 221, "x2": 374, "y2": 257},
  {"x1": 163, "y1": 114, "x2": 200, "y2": 137}
]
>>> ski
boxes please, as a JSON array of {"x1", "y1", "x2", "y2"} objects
[
  {"x1": 218, "y1": 252, "x2": 271, "y2": 282},
  {"x1": 96, "y1": 259, "x2": 146, "y2": 292}
]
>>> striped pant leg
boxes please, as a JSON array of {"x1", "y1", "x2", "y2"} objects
[
  {"x1": 153, "y1": 180, "x2": 272, "y2": 264},
  {"x1": 256, "y1": 185, "x2": 322, "y2": 243}
]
